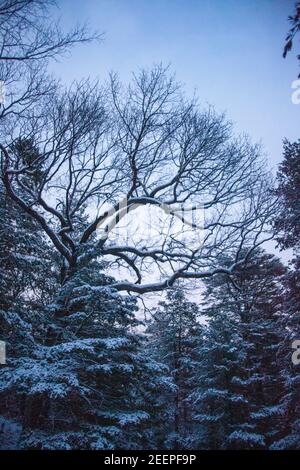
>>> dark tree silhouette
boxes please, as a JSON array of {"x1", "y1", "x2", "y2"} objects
[{"x1": 283, "y1": 1, "x2": 300, "y2": 77}]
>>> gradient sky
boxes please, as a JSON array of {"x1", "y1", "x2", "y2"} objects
[{"x1": 52, "y1": 0, "x2": 300, "y2": 172}]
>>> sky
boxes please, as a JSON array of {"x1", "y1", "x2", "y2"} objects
[{"x1": 52, "y1": 0, "x2": 300, "y2": 172}]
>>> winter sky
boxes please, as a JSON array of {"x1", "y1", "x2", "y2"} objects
[{"x1": 52, "y1": 0, "x2": 299, "y2": 173}]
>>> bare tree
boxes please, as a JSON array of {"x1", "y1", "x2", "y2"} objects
[
  {"x1": 0, "y1": 0, "x2": 100, "y2": 121},
  {"x1": 0, "y1": 0, "x2": 97, "y2": 61},
  {"x1": 1, "y1": 66, "x2": 276, "y2": 293}
]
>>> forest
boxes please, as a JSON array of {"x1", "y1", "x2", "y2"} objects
[{"x1": 0, "y1": 0, "x2": 300, "y2": 451}]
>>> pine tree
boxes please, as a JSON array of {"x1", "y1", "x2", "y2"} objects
[
  {"x1": 0, "y1": 140, "x2": 58, "y2": 447},
  {"x1": 270, "y1": 261, "x2": 300, "y2": 449},
  {"x1": 192, "y1": 297, "x2": 248, "y2": 449},
  {"x1": 272, "y1": 139, "x2": 300, "y2": 449},
  {"x1": 195, "y1": 249, "x2": 285, "y2": 449},
  {"x1": 1, "y1": 212, "x2": 168, "y2": 450},
  {"x1": 146, "y1": 288, "x2": 204, "y2": 449},
  {"x1": 0, "y1": 145, "x2": 168, "y2": 448},
  {"x1": 274, "y1": 139, "x2": 300, "y2": 250}
]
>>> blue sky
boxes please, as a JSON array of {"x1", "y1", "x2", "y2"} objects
[{"x1": 53, "y1": 0, "x2": 299, "y2": 171}]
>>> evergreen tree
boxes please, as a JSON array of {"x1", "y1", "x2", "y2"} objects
[
  {"x1": 272, "y1": 139, "x2": 300, "y2": 449},
  {"x1": 269, "y1": 263, "x2": 300, "y2": 449},
  {"x1": 195, "y1": 249, "x2": 285, "y2": 449},
  {"x1": 0, "y1": 139, "x2": 56, "y2": 311},
  {"x1": 146, "y1": 288, "x2": 204, "y2": 449},
  {"x1": 0, "y1": 140, "x2": 58, "y2": 447},
  {"x1": 192, "y1": 298, "x2": 248, "y2": 449},
  {"x1": 274, "y1": 139, "x2": 300, "y2": 250},
  {"x1": 1, "y1": 248, "x2": 168, "y2": 449}
]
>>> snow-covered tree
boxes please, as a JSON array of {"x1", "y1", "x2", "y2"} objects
[
  {"x1": 1, "y1": 255, "x2": 171, "y2": 449},
  {"x1": 0, "y1": 1, "x2": 287, "y2": 451},
  {"x1": 269, "y1": 263, "x2": 300, "y2": 450},
  {"x1": 195, "y1": 249, "x2": 286, "y2": 449},
  {"x1": 192, "y1": 298, "x2": 248, "y2": 449},
  {"x1": 0, "y1": 139, "x2": 59, "y2": 448},
  {"x1": 272, "y1": 139, "x2": 300, "y2": 449},
  {"x1": 146, "y1": 288, "x2": 204, "y2": 449},
  {"x1": 274, "y1": 139, "x2": 300, "y2": 250},
  {"x1": 1, "y1": 66, "x2": 275, "y2": 295}
]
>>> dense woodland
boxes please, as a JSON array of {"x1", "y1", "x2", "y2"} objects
[{"x1": 0, "y1": 0, "x2": 300, "y2": 450}]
